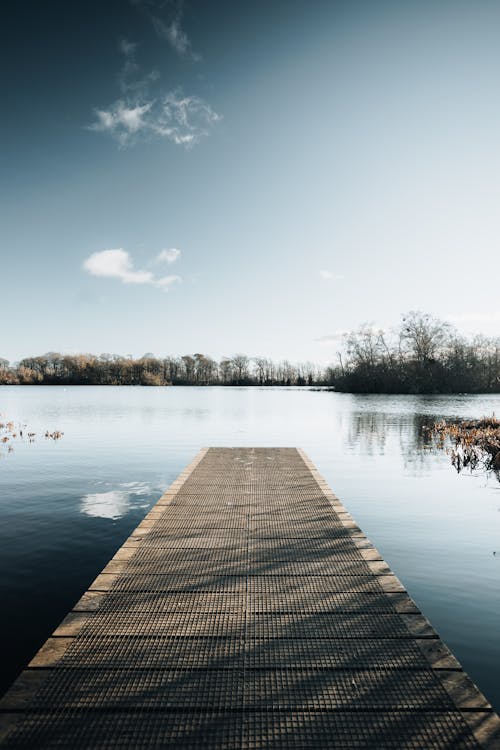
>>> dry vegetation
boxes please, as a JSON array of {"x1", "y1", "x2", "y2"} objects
[
  {"x1": 0, "y1": 416, "x2": 63, "y2": 456},
  {"x1": 425, "y1": 416, "x2": 500, "y2": 473}
]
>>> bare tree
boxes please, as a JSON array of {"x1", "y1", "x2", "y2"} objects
[{"x1": 231, "y1": 354, "x2": 250, "y2": 384}]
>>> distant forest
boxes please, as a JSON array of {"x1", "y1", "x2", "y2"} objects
[
  {"x1": 2, "y1": 312, "x2": 500, "y2": 393},
  {"x1": 0, "y1": 352, "x2": 322, "y2": 387}
]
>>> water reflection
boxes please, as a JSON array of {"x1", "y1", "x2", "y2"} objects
[
  {"x1": 81, "y1": 482, "x2": 152, "y2": 520},
  {"x1": 346, "y1": 410, "x2": 440, "y2": 469},
  {"x1": 346, "y1": 408, "x2": 500, "y2": 482}
]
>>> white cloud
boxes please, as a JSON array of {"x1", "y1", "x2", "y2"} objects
[
  {"x1": 320, "y1": 270, "x2": 344, "y2": 281},
  {"x1": 156, "y1": 274, "x2": 181, "y2": 288},
  {"x1": 89, "y1": 91, "x2": 220, "y2": 148},
  {"x1": 316, "y1": 331, "x2": 347, "y2": 346},
  {"x1": 83, "y1": 248, "x2": 181, "y2": 290},
  {"x1": 157, "y1": 248, "x2": 181, "y2": 263},
  {"x1": 83, "y1": 249, "x2": 153, "y2": 284},
  {"x1": 89, "y1": 4, "x2": 218, "y2": 149},
  {"x1": 90, "y1": 102, "x2": 153, "y2": 147},
  {"x1": 150, "y1": 91, "x2": 220, "y2": 146}
]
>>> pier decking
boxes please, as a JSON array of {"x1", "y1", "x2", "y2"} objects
[{"x1": 1, "y1": 447, "x2": 499, "y2": 748}]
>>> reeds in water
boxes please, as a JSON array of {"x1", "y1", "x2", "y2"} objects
[{"x1": 425, "y1": 415, "x2": 500, "y2": 473}]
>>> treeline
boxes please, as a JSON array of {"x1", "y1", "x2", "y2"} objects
[
  {"x1": 0, "y1": 353, "x2": 323, "y2": 386},
  {"x1": 2, "y1": 312, "x2": 500, "y2": 392},
  {"x1": 327, "y1": 311, "x2": 500, "y2": 394}
]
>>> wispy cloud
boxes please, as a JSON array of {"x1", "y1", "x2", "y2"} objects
[
  {"x1": 120, "y1": 38, "x2": 137, "y2": 57},
  {"x1": 90, "y1": 102, "x2": 153, "y2": 146},
  {"x1": 152, "y1": 15, "x2": 198, "y2": 60},
  {"x1": 89, "y1": 90, "x2": 219, "y2": 148},
  {"x1": 119, "y1": 38, "x2": 139, "y2": 92},
  {"x1": 154, "y1": 91, "x2": 220, "y2": 144},
  {"x1": 89, "y1": 13, "x2": 219, "y2": 149},
  {"x1": 132, "y1": 0, "x2": 201, "y2": 61},
  {"x1": 316, "y1": 331, "x2": 347, "y2": 346},
  {"x1": 118, "y1": 38, "x2": 159, "y2": 98},
  {"x1": 157, "y1": 248, "x2": 181, "y2": 263},
  {"x1": 320, "y1": 270, "x2": 344, "y2": 281},
  {"x1": 83, "y1": 248, "x2": 181, "y2": 290}
]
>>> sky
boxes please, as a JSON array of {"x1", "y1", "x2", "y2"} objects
[{"x1": 2, "y1": 0, "x2": 500, "y2": 364}]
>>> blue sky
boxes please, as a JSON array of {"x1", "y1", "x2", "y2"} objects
[{"x1": 2, "y1": 0, "x2": 500, "y2": 363}]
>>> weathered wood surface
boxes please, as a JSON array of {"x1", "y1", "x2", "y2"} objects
[{"x1": 1, "y1": 447, "x2": 499, "y2": 748}]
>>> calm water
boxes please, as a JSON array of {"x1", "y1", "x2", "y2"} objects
[{"x1": 1, "y1": 386, "x2": 499, "y2": 708}]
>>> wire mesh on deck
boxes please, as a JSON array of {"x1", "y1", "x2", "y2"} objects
[{"x1": 4, "y1": 711, "x2": 480, "y2": 750}]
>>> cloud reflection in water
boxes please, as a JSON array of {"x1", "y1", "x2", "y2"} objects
[{"x1": 80, "y1": 481, "x2": 152, "y2": 520}]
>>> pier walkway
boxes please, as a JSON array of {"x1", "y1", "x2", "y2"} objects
[{"x1": 1, "y1": 447, "x2": 499, "y2": 748}]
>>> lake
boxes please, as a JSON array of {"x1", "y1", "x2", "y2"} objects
[{"x1": 0, "y1": 386, "x2": 499, "y2": 710}]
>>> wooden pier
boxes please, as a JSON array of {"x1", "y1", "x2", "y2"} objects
[{"x1": 1, "y1": 447, "x2": 499, "y2": 748}]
